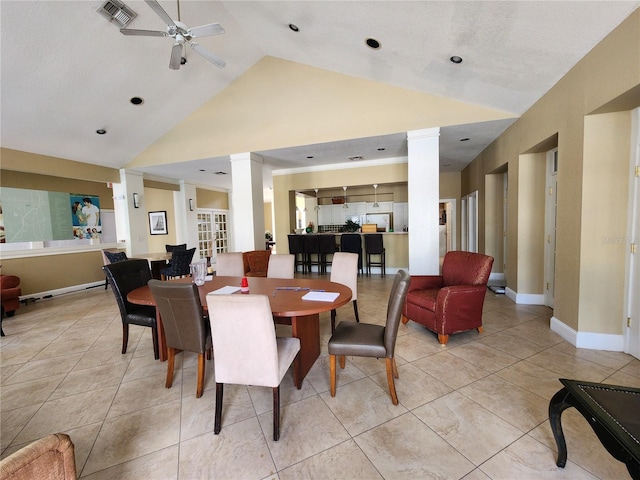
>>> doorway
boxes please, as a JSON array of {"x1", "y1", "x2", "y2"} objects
[
  {"x1": 438, "y1": 199, "x2": 456, "y2": 259},
  {"x1": 461, "y1": 191, "x2": 478, "y2": 252},
  {"x1": 544, "y1": 148, "x2": 559, "y2": 308},
  {"x1": 625, "y1": 108, "x2": 640, "y2": 359}
]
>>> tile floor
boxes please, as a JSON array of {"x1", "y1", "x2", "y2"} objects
[{"x1": 1, "y1": 273, "x2": 639, "y2": 479}]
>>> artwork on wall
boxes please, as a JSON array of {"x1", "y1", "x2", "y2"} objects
[
  {"x1": 71, "y1": 194, "x2": 102, "y2": 240},
  {"x1": 149, "y1": 211, "x2": 168, "y2": 235}
]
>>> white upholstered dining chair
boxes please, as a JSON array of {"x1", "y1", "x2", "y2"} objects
[
  {"x1": 205, "y1": 294, "x2": 300, "y2": 441},
  {"x1": 215, "y1": 252, "x2": 245, "y2": 277},
  {"x1": 267, "y1": 254, "x2": 295, "y2": 279},
  {"x1": 330, "y1": 252, "x2": 359, "y2": 332}
]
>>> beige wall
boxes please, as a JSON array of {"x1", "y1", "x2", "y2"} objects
[
  {"x1": 580, "y1": 111, "x2": 632, "y2": 334},
  {"x1": 461, "y1": 9, "x2": 640, "y2": 333},
  {"x1": 196, "y1": 188, "x2": 229, "y2": 210}
]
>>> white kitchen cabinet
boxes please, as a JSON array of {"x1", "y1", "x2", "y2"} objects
[
  {"x1": 318, "y1": 204, "x2": 346, "y2": 225},
  {"x1": 393, "y1": 202, "x2": 408, "y2": 231},
  {"x1": 345, "y1": 201, "x2": 366, "y2": 216},
  {"x1": 366, "y1": 201, "x2": 393, "y2": 213}
]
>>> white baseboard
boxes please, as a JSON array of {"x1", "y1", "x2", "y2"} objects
[
  {"x1": 20, "y1": 281, "x2": 105, "y2": 302},
  {"x1": 504, "y1": 287, "x2": 544, "y2": 305},
  {"x1": 550, "y1": 316, "x2": 624, "y2": 351}
]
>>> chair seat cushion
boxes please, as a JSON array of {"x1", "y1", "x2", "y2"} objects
[
  {"x1": 405, "y1": 289, "x2": 438, "y2": 312},
  {"x1": 328, "y1": 321, "x2": 386, "y2": 358},
  {"x1": 125, "y1": 306, "x2": 156, "y2": 327}
]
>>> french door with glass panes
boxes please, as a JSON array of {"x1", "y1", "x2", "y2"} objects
[{"x1": 197, "y1": 210, "x2": 229, "y2": 264}]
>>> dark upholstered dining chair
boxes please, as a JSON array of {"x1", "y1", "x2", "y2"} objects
[
  {"x1": 160, "y1": 247, "x2": 196, "y2": 280},
  {"x1": 148, "y1": 280, "x2": 212, "y2": 398},
  {"x1": 101, "y1": 249, "x2": 128, "y2": 289},
  {"x1": 287, "y1": 234, "x2": 306, "y2": 273},
  {"x1": 328, "y1": 269, "x2": 410, "y2": 405},
  {"x1": 402, "y1": 251, "x2": 494, "y2": 345},
  {"x1": 205, "y1": 294, "x2": 300, "y2": 441},
  {"x1": 103, "y1": 259, "x2": 158, "y2": 359},
  {"x1": 340, "y1": 234, "x2": 363, "y2": 275},
  {"x1": 364, "y1": 234, "x2": 385, "y2": 276}
]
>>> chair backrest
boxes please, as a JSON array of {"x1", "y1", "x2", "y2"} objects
[
  {"x1": 318, "y1": 234, "x2": 337, "y2": 254},
  {"x1": 216, "y1": 252, "x2": 245, "y2": 276},
  {"x1": 167, "y1": 248, "x2": 196, "y2": 276},
  {"x1": 303, "y1": 234, "x2": 320, "y2": 255},
  {"x1": 383, "y1": 270, "x2": 410, "y2": 357},
  {"x1": 0, "y1": 433, "x2": 77, "y2": 480},
  {"x1": 148, "y1": 280, "x2": 207, "y2": 353},
  {"x1": 364, "y1": 234, "x2": 384, "y2": 254},
  {"x1": 103, "y1": 259, "x2": 152, "y2": 318},
  {"x1": 267, "y1": 254, "x2": 295, "y2": 279},
  {"x1": 102, "y1": 249, "x2": 128, "y2": 265},
  {"x1": 441, "y1": 251, "x2": 494, "y2": 287},
  {"x1": 340, "y1": 234, "x2": 362, "y2": 254},
  {"x1": 330, "y1": 252, "x2": 358, "y2": 301},
  {"x1": 206, "y1": 294, "x2": 281, "y2": 387},
  {"x1": 165, "y1": 243, "x2": 187, "y2": 253},
  {"x1": 287, "y1": 234, "x2": 305, "y2": 255}
]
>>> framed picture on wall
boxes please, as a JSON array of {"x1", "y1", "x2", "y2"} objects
[{"x1": 149, "y1": 211, "x2": 168, "y2": 235}]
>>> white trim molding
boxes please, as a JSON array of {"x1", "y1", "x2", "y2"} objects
[{"x1": 550, "y1": 316, "x2": 624, "y2": 351}]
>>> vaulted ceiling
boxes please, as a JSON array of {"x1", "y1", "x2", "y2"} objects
[{"x1": 2, "y1": 1, "x2": 638, "y2": 192}]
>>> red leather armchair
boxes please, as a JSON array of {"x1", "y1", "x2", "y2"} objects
[
  {"x1": 402, "y1": 251, "x2": 494, "y2": 345},
  {"x1": 1, "y1": 274, "x2": 21, "y2": 315}
]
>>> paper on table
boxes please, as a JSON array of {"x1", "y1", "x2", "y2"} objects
[
  {"x1": 302, "y1": 291, "x2": 340, "y2": 302},
  {"x1": 210, "y1": 286, "x2": 241, "y2": 295}
]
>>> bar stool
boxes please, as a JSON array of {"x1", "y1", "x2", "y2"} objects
[
  {"x1": 364, "y1": 234, "x2": 386, "y2": 276},
  {"x1": 303, "y1": 234, "x2": 321, "y2": 274},
  {"x1": 318, "y1": 234, "x2": 337, "y2": 274},
  {"x1": 339, "y1": 234, "x2": 363, "y2": 275},
  {"x1": 288, "y1": 234, "x2": 306, "y2": 273}
]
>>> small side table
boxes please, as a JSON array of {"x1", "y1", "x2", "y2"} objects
[{"x1": 549, "y1": 379, "x2": 640, "y2": 479}]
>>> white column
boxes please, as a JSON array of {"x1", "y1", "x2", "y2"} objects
[
  {"x1": 175, "y1": 181, "x2": 198, "y2": 252},
  {"x1": 117, "y1": 169, "x2": 148, "y2": 256},
  {"x1": 407, "y1": 128, "x2": 440, "y2": 274},
  {"x1": 230, "y1": 152, "x2": 265, "y2": 251}
]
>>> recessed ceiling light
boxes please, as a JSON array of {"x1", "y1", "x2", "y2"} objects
[
  {"x1": 96, "y1": 129, "x2": 106, "y2": 135},
  {"x1": 130, "y1": 96, "x2": 144, "y2": 105},
  {"x1": 289, "y1": 23, "x2": 299, "y2": 32},
  {"x1": 450, "y1": 56, "x2": 463, "y2": 64},
  {"x1": 214, "y1": 171, "x2": 227, "y2": 175},
  {"x1": 443, "y1": 163, "x2": 451, "y2": 167},
  {"x1": 377, "y1": 147, "x2": 386, "y2": 151},
  {"x1": 460, "y1": 137, "x2": 470, "y2": 142},
  {"x1": 348, "y1": 155, "x2": 363, "y2": 161},
  {"x1": 306, "y1": 155, "x2": 314, "y2": 159},
  {"x1": 199, "y1": 169, "x2": 205, "y2": 172},
  {"x1": 365, "y1": 38, "x2": 381, "y2": 49}
]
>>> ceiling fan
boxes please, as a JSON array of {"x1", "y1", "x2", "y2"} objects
[{"x1": 120, "y1": 0, "x2": 226, "y2": 70}]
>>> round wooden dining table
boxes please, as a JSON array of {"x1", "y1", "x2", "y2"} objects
[{"x1": 127, "y1": 276, "x2": 352, "y2": 389}]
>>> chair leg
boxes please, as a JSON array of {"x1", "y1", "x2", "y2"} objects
[
  {"x1": 401, "y1": 314, "x2": 409, "y2": 324},
  {"x1": 330, "y1": 354, "x2": 337, "y2": 397},
  {"x1": 105, "y1": 276, "x2": 109, "y2": 290},
  {"x1": 392, "y1": 357, "x2": 399, "y2": 378},
  {"x1": 331, "y1": 309, "x2": 336, "y2": 333},
  {"x1": 165, "y1": 347, "x2": 175, "y2": 388},
  {"x1": 339, "y1": 355, "x2": 346, "y2": 369},
  {"x1": 214, "y1": 383, "x2": 224, "y2": 434},
  {"x1": 353, "y1": 300, "x2": 359, "y2": 323},
  {"x1": 151, "y1": 326, "x2": 159, "y2": 360},
  {"x1": 272, "y1": 386, "x2": 280, "y2": 441},
  {"x1": 437, "y1": 333, "x2": 449, "y2": 345},
  {"x1": 385, "y1": 357, "x2": 399, "y2": 405},
  {"x1": 477, "y1": 326, "x2": 483, "y2": 334},
  {"x1": 196, "y1": 353, "x2": 205, "y2": 398},
  {"x1": 122, "y1": 323, "x2": 129, "y2": 354}
]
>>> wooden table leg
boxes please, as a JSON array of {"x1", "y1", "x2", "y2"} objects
[{"x1": 288, "y1": 313, "x2": 320, "y2": 389}]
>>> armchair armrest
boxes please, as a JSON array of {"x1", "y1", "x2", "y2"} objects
[
  {"x1": 436, "y1": 285, "x2": 488, "y2": 331},
  {"x1": 408, "y1": 275, "x2": 443, "y2": 292}
]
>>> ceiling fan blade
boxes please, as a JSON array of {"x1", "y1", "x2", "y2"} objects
[
  {"x1": 120, "y1": 28, "x2": 167, "y2": 37},
  {"x1": 169, "y1": 43, "x2": 183, "y2": 70},
  {"x1": 191, "y1": 43, "x2": 226, "y2": 68},
  {"x1": 189, "y1": 23, "x2": 224, "y2": 38},
  {"x1": 144, "y1": 0, "x2": 176, "y2": 28}
]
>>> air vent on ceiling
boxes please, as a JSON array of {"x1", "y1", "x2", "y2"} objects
[{"x1": 97, "y1": 0, "x2": 137, "y2": 29}]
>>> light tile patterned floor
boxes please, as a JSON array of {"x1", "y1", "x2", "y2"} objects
[{"x1": 1, "y1": 273, "x2": 639, "y2": 479}]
